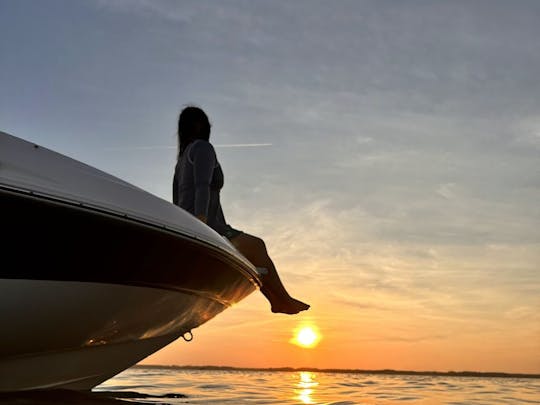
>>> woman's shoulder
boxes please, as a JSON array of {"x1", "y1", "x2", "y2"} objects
[
  {"x1": 191, "y1": 139, "x2": 216, "y2": 155},
  {"x1": 191, "y1": 139, "x2": 214, "y2": 150},
  {"x1": 188, "y1": 139, "x2": 217, "y2": 163}
]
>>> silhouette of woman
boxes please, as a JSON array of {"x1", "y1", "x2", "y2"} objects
[{"x1": 173, "y1": 106, "x2": 309, "y2": 314}]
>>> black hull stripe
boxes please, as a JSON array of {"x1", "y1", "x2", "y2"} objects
[{"x1": 1, "y1": 187, "x2": 260, "y2": 306}]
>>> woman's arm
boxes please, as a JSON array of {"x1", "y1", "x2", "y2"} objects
[{"x1": 192, "y1": 141, "x2": 216, "y2": 223}]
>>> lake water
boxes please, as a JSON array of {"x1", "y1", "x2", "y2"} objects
[
  {"x1": 1, "y1": 366, "x2": 538, "y2": 404},
  {"x1": 92, "y1": 366, "x2": 540, "y2": 405}
]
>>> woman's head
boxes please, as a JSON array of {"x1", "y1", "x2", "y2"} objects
[{"x1": 177, "y1": 106, "x2": 211, "y2": 158}]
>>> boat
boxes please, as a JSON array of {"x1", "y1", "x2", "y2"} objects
[{"x1": 0, "y1": 131, "x2": 261, "y2": 391}]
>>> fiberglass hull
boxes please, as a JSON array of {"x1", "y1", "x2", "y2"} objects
[{"x1": 0, "y1": 131, "x2": 260, "y2": 391}]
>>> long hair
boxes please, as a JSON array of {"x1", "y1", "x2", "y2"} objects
[{"x1": 177, "y1": 106, "x2": 211, "y2": 160}]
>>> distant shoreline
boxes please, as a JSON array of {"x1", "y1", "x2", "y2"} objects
[{"x1": 136, "y1": 364, "x2": 540, "y2": 379}]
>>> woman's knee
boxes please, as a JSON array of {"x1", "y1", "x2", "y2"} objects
[
  {"x1": 235, "y1": 234, "x2": 267, "y2": 258},
  {"x1": 248, "y1": 235, "x2": 267, "y2": 254}
]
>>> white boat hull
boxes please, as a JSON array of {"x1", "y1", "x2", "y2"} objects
[
  {"x1": 0, "y1": 130, "x2": 261, "y2": 391},
  {"x1": 0, "y1": 280, "x2": 222, "y2": 391}
]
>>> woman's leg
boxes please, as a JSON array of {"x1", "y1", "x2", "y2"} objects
[{"x1": 230, "y1": 233, "x2": 309, "y2": 314}]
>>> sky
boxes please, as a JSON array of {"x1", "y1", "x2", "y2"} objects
[{"x1": 1, "y1": 0, "x2": 539, "y2": 373}]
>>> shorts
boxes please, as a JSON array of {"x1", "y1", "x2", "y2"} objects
[{"x1": 220, "y1": 224, "x2": 244, "y2": 240}]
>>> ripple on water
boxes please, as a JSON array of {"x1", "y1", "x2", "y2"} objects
[
  {"x1": 97, "y1": 384, "x2": 155, "y2": 391},
  {"x1": 396, "y1": 396, "x2": 422, "y2": 401},
  {"x1": 338, "y1": 382, "x2": 364, "y2": 387},
  {"x1": 197, "y1": 383, "x2": 233, "y2": 390},
  {"x1": 500, "y1": 397, "x2": 540, "y2": 404},
  {"x1": 338, "y1": 390, "x2": 358, "y2": 396}
]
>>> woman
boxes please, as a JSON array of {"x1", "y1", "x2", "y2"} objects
[{"x1": 173, "y1": 106, "x2": 309, "y2": 315}]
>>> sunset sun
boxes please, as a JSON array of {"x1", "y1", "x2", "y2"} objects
[{"x1": 291, "y1": 326, "x2": 321, "y2": 348}]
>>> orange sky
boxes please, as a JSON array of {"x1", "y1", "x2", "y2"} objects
[
  {"x1": 142, "y1": 239, "x2": 540, "y2": 374},
  {"x1": 141, "y1": 292, "x2": 540, "y2": 373}
]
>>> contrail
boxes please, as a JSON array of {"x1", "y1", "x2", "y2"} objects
[
  {"x1": 214, "y1": 143, "x2": 272, "y2": 148},
  {"x1": 104, "y1": 143, "x2": 272, "y2": 151},
  {"x1": 104, "y1": 146, "x2": 174, "y2": 151}
]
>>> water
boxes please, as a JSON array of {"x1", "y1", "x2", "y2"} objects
[
  {"x1": 1, "y1": 366, "x2": 538, "y2": 404},
  {"x1": 92, "y1": 366, "x2": 540, "y2": 405}
]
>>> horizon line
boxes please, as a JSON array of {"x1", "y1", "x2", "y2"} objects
[{"x1": 135, "y1": 364, "x2": 540, "y2": 379}]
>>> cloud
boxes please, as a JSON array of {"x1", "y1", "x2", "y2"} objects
[
  {"x1": 435, "y1": 183, "x2": 457, "y2": 200},
  {"x1": 331, "y1": 293, "x2": 391, "y2": 312},
  {"x1": 513, "y1": 116, "x2": 540, "y2": 151}
]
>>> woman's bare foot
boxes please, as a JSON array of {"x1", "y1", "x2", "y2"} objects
[
  {"x1": 271, "y1": 297, "x2": 310, "y2": 315},
  {"x1": 261, "y1": 283, "x2": 309, "y2": 315}
]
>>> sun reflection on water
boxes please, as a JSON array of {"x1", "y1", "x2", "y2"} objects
[{"x1": 294, "y1": 371, "x2": 319, "y2": 404}]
